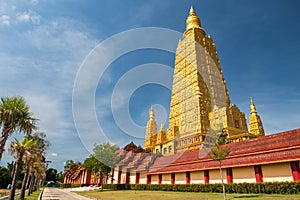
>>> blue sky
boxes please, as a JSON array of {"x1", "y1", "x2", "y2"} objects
[{"x1": 0, "y1": 0, "x2": 299, "y2": 171}]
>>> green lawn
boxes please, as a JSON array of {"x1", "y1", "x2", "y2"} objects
[
  {"x1": 15, "y1": 190, "x2": 41, "y2": 200},
  {"x1": 76, "y1": 190, "x2": 300, "y2": 200}
]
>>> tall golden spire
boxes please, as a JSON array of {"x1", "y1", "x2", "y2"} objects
[
  {"x1": 249, "y1": 97, "x2": 265, "y2": 136},
  {"x1": 150, "y1": 105, "x2": 155, "y2": 120},
  {"x1": 160, "y1": 123, "x2": 164, "y2": 131},
  {"x1": 144, "y1": 106, "x2": 158, "y2": 150},
  {"x1": 250, "y1": 97, "x2": 257, "y2": 115},
  {"x1": 184, "y1": 6, "x2": 206, "y2": 37}
]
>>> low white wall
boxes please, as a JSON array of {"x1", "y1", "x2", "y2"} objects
[
  {"x1": 139, "y1": 172, "x2": 147, "y2": 184},
  {"x1": 130, "y1": 171, "x2": 136, "y2": 184},
  {"x1": 110, "y1": 161, "x2": 296, "y2": 185},
  {"x1": 162, "y1": 174, "x2": 171, "y2": 184},
  {"x1": 233, "y1": 166, "x2": 256, "y2": 183},
  {"x1": 175, "y1": 172, "x2": 186, "y2": 184},
  {"x1": 151, "y1": 174, "x2": 158, "y2": 184},
  {"x1": 113, "y1": 169, "x2": 119, "y2": 184},
  {"x1": 190, "y1": 171, "x2": 204, "y2": 184},
  {"x1": 209, "y1": 169, "x2": 227, "y2": 184},
  {"x1": 262, "y1": 163, "x2": 293, "y2": 182}
]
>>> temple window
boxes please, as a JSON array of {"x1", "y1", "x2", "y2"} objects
[{"x1": 235, "y1": 120, "x2": 240, "y2": 128}]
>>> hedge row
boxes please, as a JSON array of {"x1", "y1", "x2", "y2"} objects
[
  {"x1": 60, "y1": 183, "x2": 84, "y2": 188},
  {"x1": 102, "y1": 182, "x2": 300, "y2": 195}
]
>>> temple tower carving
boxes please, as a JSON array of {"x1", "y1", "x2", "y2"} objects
[
  {"x1": 144, "y1": 106, "x2": 158, "y2": 150},
  {"x1": 249, "y1": 97, "x2": 265, "y2": 136},
  {"x1": 144, "y1": 7, "x2": 265, "y2": 155}
]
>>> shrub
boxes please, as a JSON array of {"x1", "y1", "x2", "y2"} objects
[
  {"x1": 101, "y1": 181, "x2": 300, "y2": 195},
  {"x1": 16, "y1": 180, "x2": 22, "y2": 189},
  {"x1": 59, "y1": 183, "x2": 83, "y2": 188}
]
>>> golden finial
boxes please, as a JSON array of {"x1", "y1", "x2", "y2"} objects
[
  {"x1": 184, "y1": 6, "x2": 206, "y2": 37},
  {"x1": 160, "y1": 124, "x2": 164, "y2": 131},
  {"x1": 190, "y1": 6, "x2": 195, "y2": 14},
  {"x1": 250, "y1": 97, "x2": 257, "y2": 115},
  {"x1": 150, "y1": 105, "x2": 155, "y2": 120}
]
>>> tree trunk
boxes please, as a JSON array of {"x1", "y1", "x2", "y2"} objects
[
  {"x1": 0, "y1": 124, "x2": 13, "y2": 161},
  {"x1": 33, "y1": 176, "x2": 38, "y2": 192},
  {"x1": 219, "y1": 160, "x2": 227, "y2": 200},
  {"x1": 20, "y1": 165, "x2": 30, "y2": 200},
  {"x1": 9, "y1": 156, "x2": 22, "y2": 200},
  {"x1": 25, "y1": 174, "x2": 31, "y2": 190},
  {"x1": 28, "y1": 175, "x2": 35, "y2": 196}
]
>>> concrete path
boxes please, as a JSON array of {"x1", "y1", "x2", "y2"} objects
[{"x1": 42, "y1": 188, "x2": 94, "y2": 200}]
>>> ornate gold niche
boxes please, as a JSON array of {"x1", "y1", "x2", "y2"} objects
[{"x1": 144, "y1": 7, "x2": 265, "y2": 155}]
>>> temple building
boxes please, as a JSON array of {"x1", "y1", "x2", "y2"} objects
[
  {"x1": 64, "y1": 7, "x2": 299, "y2": 186},
  {"x1": 144, "y1": 7, "x2": 264, "y2": 155}
]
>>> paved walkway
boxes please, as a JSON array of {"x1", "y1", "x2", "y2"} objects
[{"x1": 42, "y1": 188, "x2": 94, "y2": 200}]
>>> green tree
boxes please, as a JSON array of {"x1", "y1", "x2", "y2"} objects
[
  {"x1": 7, "y1": 161, "x2": 15, "y2": 179},
  {"x1": 208, "y1": 132, "x2": 231, "y2": 200},
  {"x1": 20, "y1": 152, "x2": 36, "y2": 199},
  {"x1": 82, "y1": 155, "x2": 111, "y2": 185},
  {"x1": 0, "y1": 166, "x2": 11, "y2": 188},
  {"x1": 64, "y1": 160, "x2": 74, "y2": 171},
  {"x1": 20, "y1": 132, "x2": 49, "y2": 199},
  {"x1": 93, "y1": 142, "x2": 119, "y2": 169},
  {"x1": 8, "y1": 137, "x2": 35, "y2": 200},
  {"x1": 27, "y1": 161, "x2": 45, "y2": 196},
  {"x1": 92, "y1": 142, "x2": 119, "y2": 186},
  {"x1": 46, "y1": 168, "x2": 58, "y2": 182},
  {"x1": 0, "y1": 96, "x2": 38, "y2": 161},
  {"x1": 56, "y1": 171, "x2": 64, "y2": 183}
]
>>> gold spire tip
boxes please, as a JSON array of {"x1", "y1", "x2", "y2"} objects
[
  {"x1": 190, "y1": 6, "x2": 195, "y2": 14},
  {"x1": 160, "y1": 123, "x2": 165, "y2": 130},
  {"x1": 250, "y1": 97, "x2": 257, "y2": 114},
  {"x1": 150, "y1": 105, "x2": 155, "y2": 119}
]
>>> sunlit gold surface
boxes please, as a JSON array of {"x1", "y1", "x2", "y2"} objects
[{"x1": 144, "y1": 7, "x2": 265, "y2": 154}]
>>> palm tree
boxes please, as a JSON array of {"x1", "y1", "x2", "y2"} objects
[
  {"x1": 0, "y1": 96, "x2": 38, "y2": 161},
  {"x1": 7, "y1": 161, "x2": 15, "y2": 179},
  {"x1": 21, "y1": 132, "x2": 49, "y2": 198},
  {"x1": 8, "y1": 137, "x2": 35, "y2": 200},
  {"x1": 28, "y1": 161, "x2": 46, "y2": 196},
  {"x1": 20, "y1": 152, "x2": 37, "y2": 200}
]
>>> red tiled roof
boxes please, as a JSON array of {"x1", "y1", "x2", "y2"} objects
[
  {"x1": 136, "y1": 155, "x2": 153, "y2": 172},
  {"x1": 126, "y1": 153, "x2": 144, "y2": 169},
  {"x1": 117, "y1": 150, "x2": 134, "y2": 166},
  {"x1": 147, "y1": 128, "x2": 300, "y2": 174}
]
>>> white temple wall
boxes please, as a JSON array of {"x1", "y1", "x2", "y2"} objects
[
  {"x1": 233, "y1": 166, "x2": 256, "y2": 183},
  {"x1": 209, "y1": 169, "x2": 227, "y2": 184},
  {"x1": 262, "y1": 163, "x2": 293, "y2": 182},
  {"x1": 151, "y1": 174, "x2": 158, "y2": 184},
  {"x1": 190, "y1": 171, "x2": 204, "y2": 184},
  {"x1": 162, "y1": 174, "x2": 171, "y2": 184},
  {"x1": 139, "y1": 172, "x2": 147, "y2": 184},
  {"x1": 175, "y1": 172, "x2": 186, "y2": 184}
]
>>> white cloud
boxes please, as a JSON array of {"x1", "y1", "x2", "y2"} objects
[
  {"x1": 30, "y1": 0, "x2": 39, "y2": 5},
  {"x1": 49, "y1": 153, "x2": 58, "y2": 157},
  {"x1": 0, "y1": 14, "x2": 100, "y2": 170},
  {"x1": 17, "y1": 12, "x2": 30, "y2": 22},
  {"x1": 1, "y1": 15, "x2": 10, "y2": 26},
  {"x1": 0, "y1": 1, "x2": 41, "y2": 26},
  {"x1": 17, "y1": 10, "x2": 41, "y2": 24}
]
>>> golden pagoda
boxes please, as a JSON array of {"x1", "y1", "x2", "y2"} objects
[
  {"x1": 249, "y1": 97, "x2": 265, "y2": 136},
  {"x1": 144, "y1": 7, "x2": 265, "y2": 154}
]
